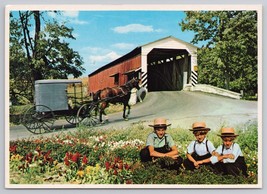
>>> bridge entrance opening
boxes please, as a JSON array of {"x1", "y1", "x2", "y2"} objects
[{"x1": 147, "y1": 48, "x2": 191, "y2": 92}]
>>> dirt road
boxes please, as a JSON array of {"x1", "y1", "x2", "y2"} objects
[{"x1": 9, "y1": 91, "x2": 258, "y2": 140}]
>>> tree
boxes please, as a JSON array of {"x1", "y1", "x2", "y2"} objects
[
  {"x1": 9, "y1": 11, "x2": 85, "y2": 104},
  {"x1": 180, "y1": 11, "x2": 258, "y2": 96}
]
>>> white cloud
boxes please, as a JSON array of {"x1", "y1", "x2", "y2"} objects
[
  {"x1": 112, "y1": 24, "x2": 161, "y2": 34},
  {"x1": 63, "y1": 11, "x2": 88, "y2": 25},
  {"x1": 155, "y1": 29, "x2": 163, "y2": 33},
  {"x1": 69, "y1": 18, "x2": 88, "y2": 25},
  {"x1": 62, "y1": 11, "x2": 79, "y2": 18},
  {"x1": 81, "y1": 47, "x2": 103, "y2": 54},
  {"x1": 47, "y1": 11, "x2": 87, "y2": 25},
  {"x1": 72, "y1": 33, "x2": 79, "y2": 39},
  {"x1": 89, "y1": 51, "x2": 121, "y2": 63},
  {"x1": 47, "y1": 11, "x2": 57, "y2": 18},
  {"x1": 112, "y1": 43, "x2": 135, "y2": 50},
  {"x1": 81, "y1": 47, "x2": 122, "y2": 73}
]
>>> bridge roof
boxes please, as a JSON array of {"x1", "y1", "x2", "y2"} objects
[{"x1": 88, "y1": 36, "x2": 198, "y2": 77}]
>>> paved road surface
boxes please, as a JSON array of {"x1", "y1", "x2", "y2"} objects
[{"x1": 9, "y1": 91, "x2": 258, "y2": 141}]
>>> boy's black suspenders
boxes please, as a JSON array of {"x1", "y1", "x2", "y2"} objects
[
  {"x1": 153, "y1": 135, "x2": 170, "y2": 150},
  {"x1": 164, "y1": 136, "x2": 171, "y2": 151},
  {"x1": 193, "y1": 140, "x2": 209, "y2": 153},
  {"x1": 221, "y1": 143, "x2": 235, "y2": 155}
]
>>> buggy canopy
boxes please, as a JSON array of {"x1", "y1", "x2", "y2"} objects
[
  {"x1": 35, "y1": 79, "x2": 82, "y2": 111},
  {"x1": 35, "y1": 79, "x2": 82, "y2": 84}
]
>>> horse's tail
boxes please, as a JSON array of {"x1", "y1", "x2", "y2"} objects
[{"x1": 93, "y1": 90, "x2": 101, "y2": 102}]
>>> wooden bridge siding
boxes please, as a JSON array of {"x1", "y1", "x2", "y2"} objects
[{"x1": 88, "y1": 55, "x2": 141, "y2": 93}]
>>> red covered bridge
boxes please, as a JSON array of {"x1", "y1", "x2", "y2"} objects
[{"x1": 88, "y1": 36, "x2": 199, "y2": 94}]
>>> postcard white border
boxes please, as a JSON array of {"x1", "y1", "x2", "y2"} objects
[{"x1": 5, "y1": 4, "x2": 263, "y2": 189}]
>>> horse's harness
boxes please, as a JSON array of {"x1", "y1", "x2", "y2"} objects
[
  {"x1": 96, "y1": 79, "x2": 137, "y2": 101},
  {"x1": 118, "y1": 81, "x2": 135, "y2": 96},
  {"x1": 118, "y1": 87, "x2": 128, "y2": 96}
]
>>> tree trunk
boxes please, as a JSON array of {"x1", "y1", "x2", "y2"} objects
[{"x1": 33, "y1": 11, "x2": 40, "y2": 58}]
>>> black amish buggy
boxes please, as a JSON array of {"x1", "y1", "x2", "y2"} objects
[
  {"x1": 20, "y1": 78, "x2": 143, "y2": 134},
  {"x1": 21, "y1": 79, "x2": 99, "y2": 134}
]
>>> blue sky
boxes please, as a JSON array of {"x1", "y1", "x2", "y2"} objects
[{"x1": 14, "y1": 10, "x2": 203, "y2": 76}]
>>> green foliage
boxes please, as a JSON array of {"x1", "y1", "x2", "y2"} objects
[
  {"x1": 180, "y1": 11, "x2": 258, "y2": 97},
  {"x1": 132, "y1": 162, "x2": 178, "y2": 184},
  {"x1": 9, "y1": 11, "x2": 85, "y2": 104},
  {"x1": 235, "y1": 122, "x2": 258, "y2": 150},
  {"x1": 176, "y1": 166, "x2": 252, "y2": 184},
  {"x1": 112, "y1": 147, "x2": 140, "y2": 162}
]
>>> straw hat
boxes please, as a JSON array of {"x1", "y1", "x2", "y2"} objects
[
  {"x1": 218, "y1": 127, "x2": 239, "y2": 137},
  {"x1": 148, "y1": 118, "x2": 171, "y2": 128},
  {"x1": 189, "y1": 122, "x2": 210, "y2": 131}
]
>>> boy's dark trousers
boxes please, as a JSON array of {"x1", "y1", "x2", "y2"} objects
[
  {"x1": 183, "y1": 152, "x2": 212, "y2": 170},
  {"x1": 214, "y1": 156, "x2": 248, "y2": 177},
  {"x1": 140, "y1": 146, "x2": 183, "y2": 170}
]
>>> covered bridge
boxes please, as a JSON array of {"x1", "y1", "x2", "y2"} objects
[{"x1": 88, "y1": 36, "x2": 199, "y2": 93}]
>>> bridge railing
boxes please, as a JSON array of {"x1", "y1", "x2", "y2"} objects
[{"x1": 183, "y1": 84, "x2": 241, "y2": 99}]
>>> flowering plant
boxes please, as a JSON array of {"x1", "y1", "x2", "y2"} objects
[{"x1": 9, "y1": 123, "x2": 258, "y2": 185}]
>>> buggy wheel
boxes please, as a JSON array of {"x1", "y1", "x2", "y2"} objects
[
  {"x1": 22, "y1": 105, "x2": 55, "y2": 134},
  {"x1": 77, "y1": 103, "x2": 99, "y2": 127},
  {"x1": 65, "y1": 115, "x2": 78, "y2": 125}
]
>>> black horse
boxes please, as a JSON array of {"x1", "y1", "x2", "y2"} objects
[{"x1": 93, "y1": 78, "x2": 140, "y2": 123}]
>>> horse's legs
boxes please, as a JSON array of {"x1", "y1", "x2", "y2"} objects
[
  {"x1": 123, "y1": 104, "x2": 127, "y2": 119},
  {"x1": 102, "y1": 109, "x2": 109, "y2": 122},
  {"x1": 99, "y1": 103, "x2": 104, "y2": 123},
  {"x1": 99, "y1": 108, "x2": 103, "y2": 123},
  {"x1": 123, "y1": 103, "x2": 131, "y2": 120},
  {"x1": 127, "y1": 104, "x2": 131, "y2": 115},
  {"x1": 99, "y1": 102, "x2": 108, "y2": 123}
]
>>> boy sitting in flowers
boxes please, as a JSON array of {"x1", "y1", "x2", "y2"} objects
[
  {"x1": 210, "y1": 127, "x2": 248, "y2": 177},
  {"x1": 139, "y1": 118, "x2": 183, "y2": 171}
]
